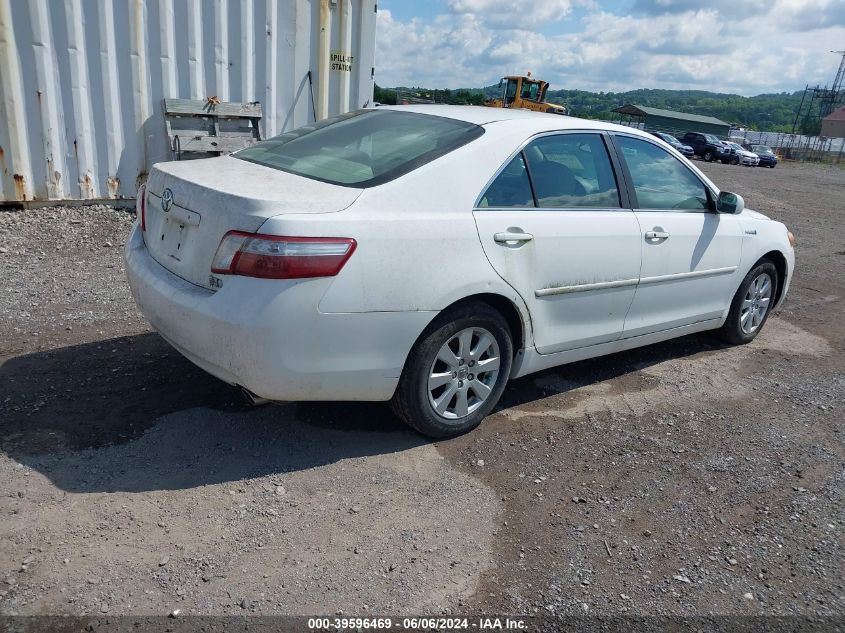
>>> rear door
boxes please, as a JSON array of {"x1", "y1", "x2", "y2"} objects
[
  {"x1": 610, "y1": 134, "x2": 744, "y2": 337},
  {"x1": 473, "y1": 132, "x2": 641, "y2": 355}
]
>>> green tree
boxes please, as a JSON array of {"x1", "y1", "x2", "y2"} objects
[
  {"x1": 375, "y1": 83, "x2": 810, "y2": 133},
  {"x1": 373, "y1": 84, "x2": 397, "y2": 105}
]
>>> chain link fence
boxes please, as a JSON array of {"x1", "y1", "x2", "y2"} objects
[
  {"x1": 727, "y1": 130, "x2": 845, "y2": 164},
  {"x1": 603, "y1": 118, "x2": 844, "y2": 164}
]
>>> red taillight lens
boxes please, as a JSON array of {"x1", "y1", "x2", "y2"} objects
[
  {"x1": 137, "y1": 183, "x2": 146, "y2": 231},
  {"x1": 211, "y1": 231, "x2": 357, "y2": 279}
]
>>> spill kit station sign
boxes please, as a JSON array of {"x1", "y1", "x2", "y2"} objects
[{"x1": 330, "y1": 50, "x2": 354, "y2": 72}]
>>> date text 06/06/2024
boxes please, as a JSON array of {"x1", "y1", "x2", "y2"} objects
[{"x1": 306, "y1": 616, "x2": 528, "y2": 630}]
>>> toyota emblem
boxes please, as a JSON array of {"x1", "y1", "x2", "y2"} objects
[{"x1": 161, "y1": 188, "x2": 173, "y2": 212}]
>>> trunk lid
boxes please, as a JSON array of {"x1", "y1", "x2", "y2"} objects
[{"x1": 143, "y1": 156, "x2": 362, "y2": 289}]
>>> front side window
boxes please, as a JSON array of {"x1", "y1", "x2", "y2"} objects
[
  {"x1": 235, "y1": 110, "x2": 483, "y2": 187},
  {"x1": 616, "y1": 136, "x2": 710, "y2": 210},
  {"x1": 523, "y1": 134, "x2": 621, "y2": 208}
]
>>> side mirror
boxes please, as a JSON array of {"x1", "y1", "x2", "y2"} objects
[{"x1": 716, "y1": 191, "x2": 744, "y2": 214}]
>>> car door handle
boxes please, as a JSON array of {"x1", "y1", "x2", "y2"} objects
[
  {"x1": 494, "y1": 231, "x2": 534, "y2": 244},
  {"x1": 645, "y1": 230, "x2": 670, "y2": 240}
]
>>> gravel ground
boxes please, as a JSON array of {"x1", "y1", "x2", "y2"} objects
[{"x1": 0, "y1": 161, "x2": 843, "y2": 623}]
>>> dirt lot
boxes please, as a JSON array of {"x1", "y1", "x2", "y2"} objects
[{"x1": 0, "y1": 161, "x2": 843, "y2": 624}]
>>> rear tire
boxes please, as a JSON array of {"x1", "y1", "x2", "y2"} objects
[
  {"x1": 391, "y1": 302, "x2": 513, "y2": 438},
  {"x1": 717, "y1": 261, "x2": 778, "y2": 345}
]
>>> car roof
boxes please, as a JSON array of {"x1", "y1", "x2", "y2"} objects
[
  {"x1": 372, "y1": 105, "x2": 722, "y2": 197},
  {"x1": 377, "y1": 104, "x2": 647, "y2": 137}
]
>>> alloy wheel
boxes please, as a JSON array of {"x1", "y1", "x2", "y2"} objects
[
  {"x1": 427, "y1": 327, "x2": 501, "y2": 420},
  {"x1": 740, "y1": 272, "x2": 772, "y2": 334}
]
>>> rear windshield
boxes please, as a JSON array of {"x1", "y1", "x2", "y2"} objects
[{"x1": 235, "y1": 109, "x2": 484, "y2": 187}]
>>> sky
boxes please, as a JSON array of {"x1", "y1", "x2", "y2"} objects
[{"x1": 375, "y1": 0, "x2": 845, "y2": 96}]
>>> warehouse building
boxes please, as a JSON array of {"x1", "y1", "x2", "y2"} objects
[{"x1": 612, "y1": 104, "x2": 731, "y2": 139}]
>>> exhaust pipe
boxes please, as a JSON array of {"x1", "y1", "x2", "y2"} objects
[{"x1": 240, "y1": 387, "x2": 271, "y2": 407}]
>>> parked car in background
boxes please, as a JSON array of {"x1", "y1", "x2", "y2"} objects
[
  {"x1": 744, "y1": 144, "x2": 778, "y2": 168},
  {"x1": 726, "y1": 142, "x2": 760, "y2": 166},
  {"x1": 681, "y1": 131, "x2": 736, "y2": 163},
  {"x1": 126, "y1": 106, "x2": 796, "y2": 438},
  {"x1": 650, "y1": 131, "x2": 694, "y2": 157}
]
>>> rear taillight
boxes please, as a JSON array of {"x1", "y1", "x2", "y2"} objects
[
  {"x1": 137, "y1": 183, "x2": 146, "y2": 231},
  {"x1": 211, "y1": 231, "x2": 357, "y2": 279}
]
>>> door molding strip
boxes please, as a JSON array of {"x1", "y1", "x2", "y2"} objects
[
  {"x1": 535, "y1": 266, "x2": 737, "y2": 297},
  {"x1": 535, "y1": 277, "x2": 638, "y2": 297}
]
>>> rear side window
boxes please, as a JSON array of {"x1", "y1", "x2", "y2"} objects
[
  {"x1": 524, "y1": 134, "x2": 621, "y2": 208},
  {"x1": 478, "y1": 133, "x2": 621, "y2": 209},
  {"x1": 477, "y1": 154, "x2": 534, "y2": 208},
  {"x1": 235, "y1": 110, "x2": 484, "y2": 187}
]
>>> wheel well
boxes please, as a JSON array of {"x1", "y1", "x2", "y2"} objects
[
  {"x1": 758, "y1": 250, "x2": 787, "y2": 305},
  {"x1": 443, "y1": 294, "x2": 525, "y2": 357}
]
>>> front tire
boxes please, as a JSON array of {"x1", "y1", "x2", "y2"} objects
[
  {"x1": 717, "y1": 261, "x2": 778, "y2": 345},
  {"x1": 704, "y1": 150, "x2": 714, "y2": 162},
  {"x1": 391, "y1": 302, "x2": 513, "y2": 438}
]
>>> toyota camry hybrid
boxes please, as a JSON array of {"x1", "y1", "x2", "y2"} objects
[{"x1": 125, "y1": 106, "x2": 796, "y2": 438}]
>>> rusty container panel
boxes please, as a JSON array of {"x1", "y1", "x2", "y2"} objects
[{"x1": 0, "y1": 0, "x2": 377, "y2": 202}]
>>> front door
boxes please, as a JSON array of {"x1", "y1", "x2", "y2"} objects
[
  {"x1": 473, "y1": 132, "x2": 642, "y2": 354},
  {"x1": 611, "y1": 134, "x2": 744, "y2": 337}
]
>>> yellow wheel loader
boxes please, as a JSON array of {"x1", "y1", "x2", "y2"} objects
[{"x1": 485, "y1": 74, "x2": 567, "y2": 115}]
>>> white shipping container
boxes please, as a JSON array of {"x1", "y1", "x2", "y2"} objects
[{"x1": 0, "y1": 0, "x2": 377, "y2": 202}]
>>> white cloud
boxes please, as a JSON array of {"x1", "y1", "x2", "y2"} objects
[
  {"x1": 375, "y1": 10, "x2": 493, "y2": 87},
  {"x1": 447, "y1": 0, "x2": 587, "y2": 29},
  {"x1": 374, "y1": 0, "x2": 845, "y2": 95}
]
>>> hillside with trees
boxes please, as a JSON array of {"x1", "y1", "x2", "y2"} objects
[{"x1": 374, "y1": 84, "x2": 805, "y2": 132}]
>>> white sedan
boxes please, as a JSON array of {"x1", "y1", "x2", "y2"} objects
[
  {"x1": 125, "y1": 106, "x2": 796, "y2": 438},
  {"x1": 726, "y1": 142, "x2": 760, "y2": 166}
]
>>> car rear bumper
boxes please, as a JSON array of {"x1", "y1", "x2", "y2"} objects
[{"x1": 124, "y1": 224, "x2": 434, "y2": 401}]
